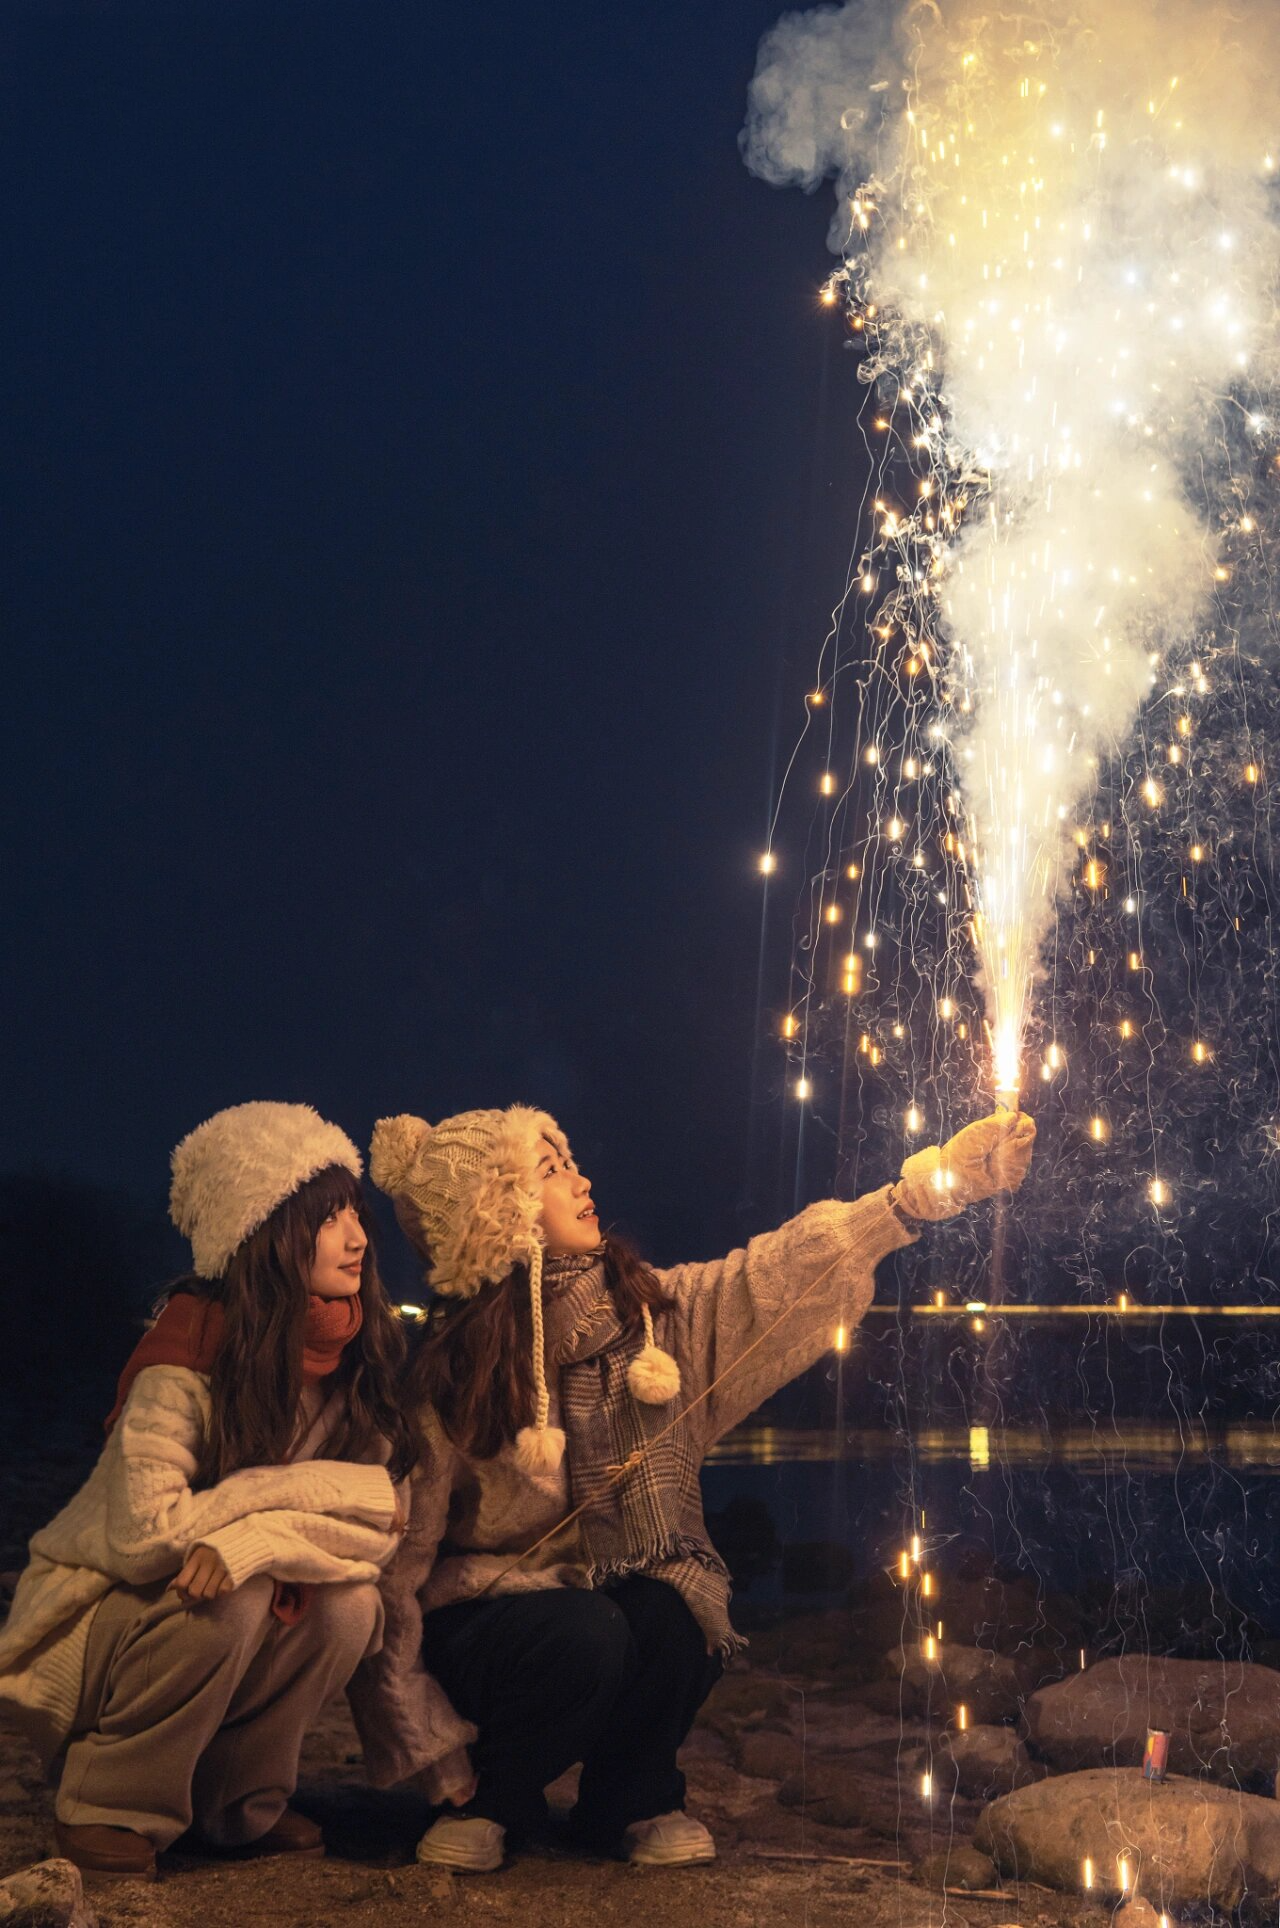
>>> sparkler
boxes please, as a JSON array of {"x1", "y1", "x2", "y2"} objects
[
  {"x1": 744, "y1": 0, "x2": 1280, "y2": 1132},
  {"x1": 985, "y1": 1018, "x2": 1021, "y2": 1109}
]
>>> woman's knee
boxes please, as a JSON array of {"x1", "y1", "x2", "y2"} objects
[
  {"x1": 609, "y1": 1574, "x2": 704, "y2": 1656},
  {"x1": 306, "y1": 1580, "x2": 385, "y2": 1662},
  {"x1": 515, "y1": 1589, "x2": 636, "y2": 1690},
  {"x1": 168, "y1": 1573, "x2": 276, "y2": 1656},
  {"x1": 564, "y1": 1591, "x2": 635, "y2": 1684}
]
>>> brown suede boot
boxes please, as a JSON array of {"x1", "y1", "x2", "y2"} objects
[
  {"x1": 54, "y1": 1819, "x2": 158, "y2": 1881},
  {"x1": 250, "y1": 1807, "x2": 324, "y2": 1857},
  {"x1": 204, "y1": 1806, "x2": 325, "y2": 1859}
]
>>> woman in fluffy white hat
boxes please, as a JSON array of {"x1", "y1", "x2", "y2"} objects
[
  {"x1": 349, "y1": 1100, "x2": 1035, "y2": 1874},
  {"x1": 0, "y1": 1102, "x2": 418, "y2": 1884}
]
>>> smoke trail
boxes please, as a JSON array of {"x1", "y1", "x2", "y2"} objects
[{"x1": 743, "y1": 0, "x2": 1280, "y2": 1092}]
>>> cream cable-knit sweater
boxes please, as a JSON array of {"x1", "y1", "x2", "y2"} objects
[
  {"x1": 350, "y1": 1188, "x2": 914, "y2": 1797},
  {"x1": 0, "y1": 1366, "x2": 402, "y2": 1765}
]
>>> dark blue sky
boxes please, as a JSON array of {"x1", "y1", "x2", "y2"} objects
[{"x1": 2, "y1": 0, "x2": 868, "y2": 1268}]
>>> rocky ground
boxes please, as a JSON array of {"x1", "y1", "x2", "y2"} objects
[
  {"x1": 0, "y1": 1660, "x2": 1110, "y2": 1928},
  {"x1": 3, "y1": 1454, "x2": 1271, "y2": 1925}
]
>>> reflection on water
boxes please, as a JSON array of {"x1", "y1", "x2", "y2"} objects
[{"x1": 711, "y1": 1423, "x2": 1280, "y2": 1472}]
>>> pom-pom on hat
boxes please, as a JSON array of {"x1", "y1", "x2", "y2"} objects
[
  {"x1": 370, "y1": 1104, "x2": 681, "y2": 1475},
  {"x1": 170, "y1": 1101, "x2": 362, "y2": 1280}
]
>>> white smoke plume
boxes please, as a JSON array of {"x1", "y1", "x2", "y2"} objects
[{"x1": 743, "y1": 0, "x2": 1280, "y2": 1090}]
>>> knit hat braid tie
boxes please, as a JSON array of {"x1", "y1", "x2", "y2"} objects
[
  {"x1": 629, "y1": 1304, "x2": 682, "y2": 1405},
  {"x1": 514, "y1": 1240, "x2": 569, "y2": 1475},
  {"x1": 515, "y1": 1250, "x2": 681, "y2": 1470}
]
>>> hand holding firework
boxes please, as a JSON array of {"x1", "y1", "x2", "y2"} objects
[{"x1": 895, "y1": 1111, "x2": 1036, "y2": 1221}]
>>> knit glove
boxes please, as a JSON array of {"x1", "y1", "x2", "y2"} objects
[{"x1": 894, "y1": 1111, "x2": 1036, "y2": 1223}]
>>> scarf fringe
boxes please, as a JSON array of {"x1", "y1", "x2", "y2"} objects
[
  {"x1": 583, "y1": 1532, "x2": 731, "y2": 1591},
  {"x1": 550, "y1": 1277, "x2": 616, "y2": 1363}
]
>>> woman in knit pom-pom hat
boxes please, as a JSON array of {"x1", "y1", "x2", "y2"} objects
[
  {"x1": 350, "y1": 1101, "x2": 1035, "y2": 1873},
  {"x1": 0, "y1": 1101, "x2": 423, "y2": 1885}
]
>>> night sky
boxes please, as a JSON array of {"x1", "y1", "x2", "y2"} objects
[{"x1": 2, "y1": 0, "x2": 872, "y2": 1281}]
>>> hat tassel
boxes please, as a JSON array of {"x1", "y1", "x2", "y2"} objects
[
  {"x1": 627, "y1": 1305, "x2": 681, "y2": 1405},
  {"x1": 514, "y1": 1242, "x2": 567, "y2": 1475}
]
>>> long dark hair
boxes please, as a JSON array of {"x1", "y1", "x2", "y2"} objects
[
  {"x1": 409, "y1": 1233, "x2": 669, "y2": 1460},
  {"x1": 167, "y1": 1165, "x2": 420, "y2": 1487}
]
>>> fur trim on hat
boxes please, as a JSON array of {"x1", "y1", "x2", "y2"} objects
[{"x1": 170, "y1": 1101, "x2": 362, "y2": 1280}]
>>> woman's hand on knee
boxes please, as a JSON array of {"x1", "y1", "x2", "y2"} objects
[{"x1": 171, "y1": 1542, "x2": 234, "y2": 1604}]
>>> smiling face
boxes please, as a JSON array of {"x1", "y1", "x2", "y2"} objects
[
  {"x1": 535, "y1": 1134, "x2": 601, "y2": 1257},
  {"x1": 308, "y1": 1202, "x2": 368, "y2": 1298}
]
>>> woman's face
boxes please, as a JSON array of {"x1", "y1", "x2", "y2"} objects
[
  {"x1": 536, "y1": 1136, "x2": 600, "y2": 1256},
  {"x1": 309, "y1": 1203, "x2": 368, "y2": 1298}
]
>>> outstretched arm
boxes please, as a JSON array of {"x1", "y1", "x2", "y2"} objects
[
  {"x1": 663, "y1": 1111, "x2": 1035, "y2": 1447},
  {"x1": 661, "y1": 1187, "x2": 915, "y2": 1447}
]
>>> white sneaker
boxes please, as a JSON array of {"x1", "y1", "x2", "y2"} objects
[
  {"x1": 416, "y1": 1814, "x2": 505, "y2": 1873},
  {"x1": 622, "y1": 1812, "x2": 716, "y2": 1867}
]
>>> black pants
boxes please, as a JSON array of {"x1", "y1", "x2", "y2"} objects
[{"x1": 422, "y1": 1575, "x2": 723, "y2": 1843}]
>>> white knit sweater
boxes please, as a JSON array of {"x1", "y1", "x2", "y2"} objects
[{"x1": 0, "y1": 1365, "x2": 401, "y2": 1765}]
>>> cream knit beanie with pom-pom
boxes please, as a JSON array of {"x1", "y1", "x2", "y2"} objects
[{"x1": 369, "y1": 1105, "x2": 679, "y2": 1474}]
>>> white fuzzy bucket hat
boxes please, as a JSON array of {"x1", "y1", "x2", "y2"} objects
[
  {"x1": 170, "y1": 1101, "x2": 362, "y2": 1279},
  {"x1": 370, "y1": 1104, "x2": 679, "y2": 1474}
]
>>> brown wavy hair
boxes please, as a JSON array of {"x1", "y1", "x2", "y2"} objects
[
  {"x1": 162, "y1": 1165, "x2": 420, "y2": 1488},
  {"x1": 408, "y1": 1234, "x2": 670, "y2": 1460}
]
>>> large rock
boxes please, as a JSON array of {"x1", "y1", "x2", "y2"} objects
[
  {"x1": 700, "y1": 1671, "x2": 798, "y2": 1739},
  {"x1": 915, "y1": 1846, "x2": 999, "y2": 1893},
  {"x1": 931, "y1": 1724, "x2": 1046, "y2": 1801},
  {"x1": 734, "y1": 1729, "x2": 800, "y2": 1781},
  {"x1": 975, "y1": 1767, "x2": 1280, "y2": 1915},
  {"x1": 744, "y1": 1609, "x2": 870, "y2": 1681},
  {"x1": 777, "y1": 1759, "x2": 870, "y2": 1831},
  {"x1": 856, "y1": 1679, "x2": 913, "y2": 1716},
  {"x1": 1025, "y1": 1655, "x2": 1280, "y2": 1787},
  {"x1": 887, "y1": 1642, "x2": 1039, "y2": 1724},
  {"x1": 0, "y1": 1859, "x2": 96, "y2": 1928},
  {"x1": 778, "y1": 1751, "x2": 929, "y2": 1835}
]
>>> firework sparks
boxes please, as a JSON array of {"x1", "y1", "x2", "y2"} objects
[{"x1": 743, "y1": 0, "x2": 1280, "y2": 1077}]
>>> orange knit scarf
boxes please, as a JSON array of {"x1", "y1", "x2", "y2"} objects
[{"x1": 105, "y1": 1288, "x2": 364, "y2": 1433}]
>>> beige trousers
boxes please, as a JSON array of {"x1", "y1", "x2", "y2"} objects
[{"x1": 56, "y1": 1574, "x2": 382, "y2": 1850}]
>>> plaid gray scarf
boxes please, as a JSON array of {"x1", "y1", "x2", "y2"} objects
[{"x1": 545, "y1": 1259, "x2": 743, "y2": 1656}]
